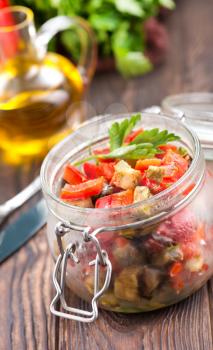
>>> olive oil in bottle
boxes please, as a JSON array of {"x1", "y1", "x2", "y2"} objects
[{"x1": 0, "y1": 52, "x2": 84, "y2": 164}]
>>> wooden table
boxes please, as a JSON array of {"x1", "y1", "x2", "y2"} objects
[{"x1": 1, "y1": 0, "x2": 213, "y2": 349}]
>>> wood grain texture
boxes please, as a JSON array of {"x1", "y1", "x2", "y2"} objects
[{"x1": 1, "y1": 0, "x2": 213, "y2": 349}]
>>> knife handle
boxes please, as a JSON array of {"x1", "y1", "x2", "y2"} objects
[{"x1": 0, "y1": 176, "x2": 41, "y2": 223}]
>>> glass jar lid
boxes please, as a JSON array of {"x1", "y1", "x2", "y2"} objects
[{"x1": 162, "y1": 93, "x2": 213, "y2": 160}]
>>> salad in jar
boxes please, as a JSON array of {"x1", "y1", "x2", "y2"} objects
[
  {"x1": 60, "y1": 114, "x2": 190, "y2": 207},
  {"x1": 48, "y1": 113, "x2": 213, "y2": 313}
]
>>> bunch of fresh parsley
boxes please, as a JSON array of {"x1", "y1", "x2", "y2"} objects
[
  {"x1": 74, "y1": 113, "x2": 180, "y2": 165},
  {"x1": 12, "y1": 0, "x2": 175, "y2": 77}
]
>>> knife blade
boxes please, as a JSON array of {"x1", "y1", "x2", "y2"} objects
[{"x1": 0, "y1": 199, "x2": 47, "y2": 263}]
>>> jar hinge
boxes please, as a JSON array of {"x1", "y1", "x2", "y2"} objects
[{"x1": 50, "y1": 221, "x2": 112, "y2": 323}]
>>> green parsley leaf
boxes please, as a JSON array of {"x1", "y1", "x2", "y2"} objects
[
  {"x1": 114, "y1": 0, "x2": 144, "y2": 17},
  {"x1": 73, "y1": 114, "x2": 181, "y2": 165},
  {"x1": 122, "y1": 113, "x2": 141, "y2": 143},
  {"x1": 102, "y1": 142, "x2": 156, "y2": 159},
  {"x1": 159, "y1": 0, "x2": 175, "y2": 10},
  {"x1": 115, "y1": 52, "x2": 153, "y2": 78},
  {"x1": 109, "y1": 113, "x2": 141, "y2": 151},
  {"x1": 130, "y1": 128, "x2": 180, "y2": 146}
]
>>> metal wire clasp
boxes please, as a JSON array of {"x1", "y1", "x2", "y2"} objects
[{"x1": 50, "y1": 221, "x2": 112, "y2": 323}]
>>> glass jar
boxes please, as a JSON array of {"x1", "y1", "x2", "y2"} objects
[
  {"x1": 41, "y1": 112, "x2": 213, "y2": 322},
  {"x1": 161, "y1": 92, "x2": 213, "y2": 161}
]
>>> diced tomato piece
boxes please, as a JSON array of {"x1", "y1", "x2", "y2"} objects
[
  {"x1": 135, "y1": 158, "x2": 161, "y2": 171},
  {"x1": 140, "y1": 174, "x2": 168, "y2": 194},
  {"x1": 99, "y1": 162, "x2": 115, "y2": 181},
  {"x1": 169, "y1": 262, "x2": 183, "y2": 277},
  {"x1": 162, "y1": 149, "x2": 189, "y2": 179},
  {"x1": 162, "y1": 164, "x2": 179, "y2": 181},
  {"x1": 157, "y1": 144, "x2": 178, "y2": 159},
  {"x1": 124, "y1": 128, "x2": 144, "y2": 144},
  {"x1": 63, "y1": 164, "x2": 87, "y2": 185},
  {"x1": 61, "y1": 177, "x2": 105, "y2": 200},
  {"x1": 95, "y1": 189, "x2": 133, "y2": 208},
  {"x1": 83, "y1": 162, "x2": 102, "y2": 179}
]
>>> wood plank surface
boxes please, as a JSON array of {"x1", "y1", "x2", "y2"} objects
[{"x1": 0, "y1": 0, "x2": 213, "y2": 349}]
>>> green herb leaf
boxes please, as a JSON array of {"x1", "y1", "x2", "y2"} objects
[
  {"x1": 103, "y1": 142, "x2": 156, "y2": 159},
  {"x1": 109, "y1": 122, "x2": 121, "y2": 151},
  {"x1": 122, "y1": 113, "x2": 141, "y2": 142},
  {"x1": 115, "y1": 52, "x2": 153, "y2": 78},
  {"x1": 131, "y1": 128, "x2": 180, "y2": 146},
  {"x1": 159, "y1": 0, "x2": 175, "y2": 10},
  {"x1": 14, "y1": 0, "x2": 175, "y2": 78},
  {"x1": 114, "y1": 0, "x2": 144, "y2": 17},
  {"x1": 89, "y1": 11, "x2": 121, "y2": 32},
  {"x1": 73, "y1": 113, "x2": 180, "y2": 165},
  {"x1": 109, "y1": 113, "x2": 141, "y2": 151}
]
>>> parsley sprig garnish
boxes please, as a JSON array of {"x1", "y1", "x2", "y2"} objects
[
  {"x1": 109, "y1": 113, "x2": 141, "y2": 150},
  {"x1": 73, "y1": 114, "x2": 180, "y2": 166},
  {"x1": 129, "y1": 127, "x2": 180, "y2": 147}
]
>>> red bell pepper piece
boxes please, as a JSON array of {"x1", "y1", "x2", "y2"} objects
[
  {"x1": 83, "y1": 161, "x2": 115, "y2": 181},
  {"x1": 99, "y1": 162, "x2": 115, "y2": 181},
  {"x1": 63, "y1": 164, "x2": 87, "y2": 185},
  {"x1": 124, "y1": 128, "x2": 144, "y2": 144},
  {"x1": 61, "y1": 177, "x2": 105, "y2": 200},
  {"x1": 95, "y1": 189, "x2": 133, "y2": 209},
  {"x1": 83, "y1": 162, "x2": 102, "y2": 179}
]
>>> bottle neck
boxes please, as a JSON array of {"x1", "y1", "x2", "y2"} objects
[{"x1": 0, "y1": 22, "x2": 40, "y2": 67}]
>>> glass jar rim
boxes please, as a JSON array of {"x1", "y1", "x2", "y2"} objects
[
  {"x1": 162, "y1": 91, "x2": 213, "y2": 108},
  {"x1": 162, "y1": 92, "x2": 213, "y2": 119},
  {"x1": 40, "y1": 112, "x2": 203, "y2": 216}
]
